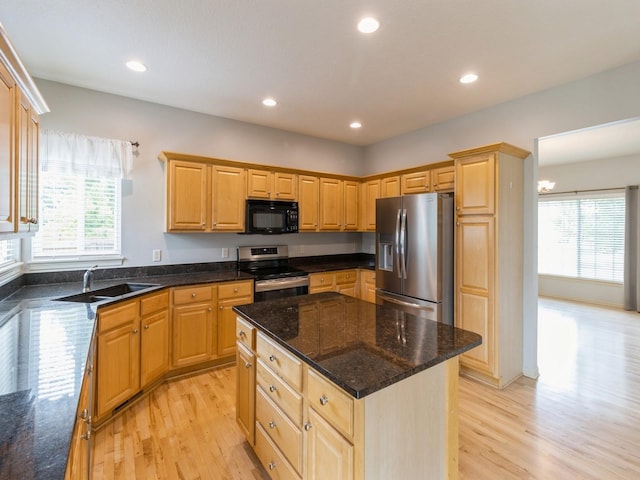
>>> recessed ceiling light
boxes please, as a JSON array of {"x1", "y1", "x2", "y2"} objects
[
  {"x1": 357, "y1": 17, "x2": 380, "y2": 34},
  {"x1": 350, "y1": 121, "x2": 362, "y2": 129},
  {"x1": 262, "y1": 98, "x2": 277, "y2": 107},
  {"x1": 126, "y1": 60, "x2": 147, "y2": 72},
  {"x1": 459, "y1": 73, "x2": 478, "y2": 84}
]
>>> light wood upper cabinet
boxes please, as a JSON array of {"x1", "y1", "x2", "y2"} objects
[
  {"x1": 319, "y1": 177, "x2": 343, "y2": 231},
  {"x1": 247, "y1": 169, "x2": 297, "y2": 200},
  {"x1": 431, "y1": 165, "x2": 455, "y2": 192},
  {"x1": 299, "y1": 174, "x2": 320, "y2": 231},
  {"x1": 17, "y1": 91, "x2": 39, "y2": 232},
  {"x1": 167, "y1": 160, "x2": 208, "y2": 232},
  {"x1": 360, "y1": 179, "x2": 379, "y2": 232},
  {"x1": 401, "y1": 170, "x2": 431, "y2": 195},
  {"x1": 212, "y1": 165, "x2": 246, "y2": 231},
  {"x1": 0, "y1": 62, "x2": 16, "y2": 233},
  {"x1": 380, "y1": 175, "x2": 401, "y2": 198},
  {"x1": 455, "y1": 154, "x2": 495, "y2": 215},
  {"x1": 343, "y1": 180, "x2": 359, "y2": 231}
]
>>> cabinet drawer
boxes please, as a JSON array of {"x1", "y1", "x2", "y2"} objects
[
  {"x1": 257, "y1": 359, "x2": 303, "y2": 427},
  {"x1": 218, "y1": 280, "x2": 253, "y2": 300},
  {"x1": 255, "y1": 422, "x2": 301, "y2": 480},
  {"x1": 236, "y1": 316, "x2": 256, "y2": 350},
  {"x1": 256, "y1": 332, "x2": 302, "y2": 391},
  {"x1": 173, "y1": 285, "x2": 213, "y2": 305},
  {"x1": 98, "y1": 300, "x2": 139, "y2": 333},
  {"x1": 256, "y1": 386, "x2": 303, "y2": 473},
  {"x1": 336, "y1": 270, "x2": 357, "y2": 285},
  {"x1": 140, "y1": 290, "x2": 169, "y2": 316},
  {"x1": 307, "y1": 368, "x2": 354, "y2": 439},
  {"x1": 309, "y1": 273, "x2": 335, "y2": 289}
]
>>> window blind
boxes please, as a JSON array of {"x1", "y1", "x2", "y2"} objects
[
  {"x1": 32, "y1": 172, "x2": 121, "y2": 258},
  {"x1": 538, "y1": 194, "x2": 625, "y2": 282},
  {"x1": 0, "y1": 239, "x2": 18, "y2": 268}
]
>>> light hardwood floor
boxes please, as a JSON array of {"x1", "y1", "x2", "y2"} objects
[{"x1": 92, "y1": 298, "x2": 640, "y2": 479}]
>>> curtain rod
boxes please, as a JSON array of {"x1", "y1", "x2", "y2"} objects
[
  {"x1": 130, "y1": 141, "x2": 139, "y2": 148},
  {"x1": 539, "y1": 186, "x2": 627, "y2": 196}
]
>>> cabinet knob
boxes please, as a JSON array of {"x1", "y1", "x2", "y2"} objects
[
  {"x1": 456, "y1": 222, "x2": 460, "y2": 227},
  {"x1": 213, "y1": 222, "x2": 217, "y2": 226},
  {"x1": 304, "y1": 422, "x2": 312, "y2": 431},
  {"x1": 244, "y1": 361, "x2": 252, "y2": 369},
  {"x1": 233, "y1": 287, "x2": 238, "y2": 293},
  {"x1": 238, "y1": 330, "x2": 246, "y2": 337},
  {"x1": 132, "y1": 329, "x2": 138, "y2": 334},
  {"x1": 144, "y1": 324, "x2": 149, "y2": 330},
  {"x1": 79, "y1": 409, "x2": 89, "y2": 420},
  {"x1": 269, "y1": 354, "x2": 276, "y2": 362},
  {"x1": 81, "y1": 431, "x2": 91, "y2": 441},
  {"x1": 319, "y1": 395, "x2": 329, "y2": 406},
  {"x1": 269, "y1": 385, "x2": 277, "y2": 393},
  {"x1": 268, "y1": 421, "x2": 276, "y2": 429},
  {"x1": 29, "y1": 217, "x2": 38, "y2": 224},
  {"x1": 191, "y1": 293, "x2": 196, "y2": 298},
  {"x1": 208, "y1": 307, "x2": 212, "y2": 312},
  {"x1": 268, "y1": 462, "x2": 276, "y2": 471},
  {"x1": 456, "y1": 206, "x2": 460, "y2": 211},
  {"x1": 320, "y1": 278, "x2": 324, "y2": 283},
  {"x1": 219, "y1": 305, "x2": 224, "y2": 310}
]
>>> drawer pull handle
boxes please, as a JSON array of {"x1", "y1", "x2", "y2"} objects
[
  {"x1": 268, "y1": 421, "x2": 276, "y2": 429},
  {"x1": 144, "y1": 324, "x2": 149, "y2": 330},
  {"x1": 268, "y1": 462, "x2": 276, "y2": 471},
  {"x1": 304, "y1": 422, "x2": 312, "y2": 431},
  {"x1": 132, "y1": 329, "x2": 139, "y2": 334},
  {"x1": 191, "y1": 293, "x2": 196, "y2": 298},
  {"x1": 269, "y1": 385, "x2": 277, "y2": 393},
  {"x1": 319, "y1": 395, "x2": 329, "y2": 406},
  {"x1": 234, "y1": 287, "x2": 238, "y2": 293},
  {"x1": 238, "y1": 330, "x2": 246, "y2": 337},
  {"x1": 244, "y1": 362, "x2": 252, "y2": 369},
  {"x1": 269, "y1": 355, "x2": 276, "y2": 362}
]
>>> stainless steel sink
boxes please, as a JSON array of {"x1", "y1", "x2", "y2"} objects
[{"x1": 54, "y1": 282, "x2": 160, "y2": 303}]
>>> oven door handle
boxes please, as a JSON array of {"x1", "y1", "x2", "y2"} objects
[{"x1": 255, "y1": 276, "x2": 310, "y2": 293}]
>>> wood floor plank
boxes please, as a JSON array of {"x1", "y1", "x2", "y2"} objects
[{"x1": 92, "y1": 298, "x2": 640, "y2": 479}]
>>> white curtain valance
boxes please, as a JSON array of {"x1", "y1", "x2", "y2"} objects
[{"x1": 40, "y1": 130, "x2": 133, "y2": 180}]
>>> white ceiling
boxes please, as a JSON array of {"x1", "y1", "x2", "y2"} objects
[{"x1": 2, "y1": 0, "x2": 640, "y2": 150}]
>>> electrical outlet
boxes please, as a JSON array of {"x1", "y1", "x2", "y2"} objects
[
  {"x1": 300, "y1": 245, "x2": 305, "y2": 253},
  {"x1": 152, "y1": 249, "x2": 161, "y2": 262},
  {"x1": 221, "y1": 247, "x2": 229, "y2": 258}
]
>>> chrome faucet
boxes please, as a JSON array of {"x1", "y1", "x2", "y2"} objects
[{"x1": 83, "y1": 265, "x2": 99, "y2": 292}]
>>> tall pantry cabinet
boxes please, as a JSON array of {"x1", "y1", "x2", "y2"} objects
[{"x1": 449, "y1": 143, "x2": 529, "y2": 389}]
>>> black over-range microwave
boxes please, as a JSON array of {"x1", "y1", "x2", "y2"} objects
[{"x1": 245, "y1": 199, "x2": 299, "y2": 234}]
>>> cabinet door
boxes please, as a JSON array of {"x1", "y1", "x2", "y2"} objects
[
  {"x1": 342, "y1": 180, "x2": 359, "y2": 231},
  {"x1": 455, "y1": 154, "x2": 495, "y2": 215},
  {"x1": 236, "y1": 341, "x2": 256, "y2": 445},
  {"x1": 401, "y1": 170, "x2": 431, "y2": 194},
  {"x1": 380, "y1": 175, "x2": 400, "y2": 198},
  {"x1": 298, "y1": 175, "x2": 319, "y2": 231},
  {"x1": 172, "y1": 303, "x2": 214, "y2": 368},
  {"x1": 273, "y1": 172, "x2": 297, "y2": 200},
  {"x1": 309, "y1": 272, "x2": 335, "y2": 294},
  {"x1": 432, "y1": 165, "x2": 455, "y2": 192},
  {"x1": 0, "y1": 62, "x2": 16, "y2": 233},
  {"x1": 167, "y1": 160, "x2": 208, "y2": 231},
  {"x1": 319, "y1": 178, "x2": 343, "y2": 231},
  {"x1": 218, "y1": 296, "x2": 252, "y2": 357},
  {"x1": 212, "y1": 165, "x2": 245, "y2": 231},
  {"x1": 96, "y1": 319, "x2": 140, "y2": 418},
  {"x1": 456, "y1": 216, "x2": 495, "y2": 375},
  {"x1": 360, "y1": 180, "x2": 379, "y2": 231},
  {"x1": 306, "y1": 407, "x2": 353, "y2": 480},
  {"x1": 17, "y1": 92, "x2": 39, "y2": 232},
  {"x1": 247, "y1": 169, "x2": 271, "y2": 198},
  {"x1": 140, "y1": 309, "x2": 170, "y2": 387},
  {"x1": 359, "y1": 270, "x2": 376, "y2": 303}
]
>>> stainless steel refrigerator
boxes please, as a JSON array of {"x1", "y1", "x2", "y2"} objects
[{"x1": 376, "y1": 192, "x2": 454, "y2": 325}]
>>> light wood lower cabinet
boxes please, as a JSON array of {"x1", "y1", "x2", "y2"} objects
[
  {"x1": 309, "y1": 270, "x2": 361, "y2": 300},
  {"x1": 218, "y1": 281, "x2": 253, "y2": 357},
  {"x1": 239, "y1": 326, "x2": 459, "y2": 479},
  {"x1": 359, "y1": 270, "x2": 376, "y2": 303},
  {"x1": 140, "y1": 291, "x2": 170, "y2": 388}
]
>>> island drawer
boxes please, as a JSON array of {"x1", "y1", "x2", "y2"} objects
[
  {"x1": 256, "y1": 332, "x2": 302, "y2": 391},
  {"x1": 307, "y1": 368, "x2": 354, "y2": 439},
  {"x1": 256, "y1": 386, "x2": 302, "y2": 473},
  {"x1": 218, "y1": 280, "x2": 253, "y2": 300},
  {"x1": 236, "y1": 316, "x2": 256, "y2": 350},
  {"x1": 255, "y1": 423, "x2": 301, "y2": 480},
  {"x1": 257, "y1": 359, "x2": 303, "y2": 426},
  {"x1": 172, "y1": 285, "x2": 214, "y2": 305}
]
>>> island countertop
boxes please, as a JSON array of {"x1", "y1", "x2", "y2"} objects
[{"x1": 234, "y1": 291, "x2": 482, "y2": 399}]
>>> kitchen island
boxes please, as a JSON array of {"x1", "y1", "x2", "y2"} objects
[{"x1": 234, "y1": 292, "x2": 482, "y2": 480}]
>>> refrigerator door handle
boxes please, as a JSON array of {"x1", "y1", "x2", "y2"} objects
[
  {"x1": 377, "y1": 292, "x2": 435, "y2": 312},
  {"x1": 400, "y1": 208, "x2": 408, "y2": 279},
  {"x1": 395, "y1": 209, "x2": 402, "y2": 279}
]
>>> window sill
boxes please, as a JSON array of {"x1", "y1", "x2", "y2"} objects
[
  {"x1": 27, "y1": 256, "x2": 125, "y2": 273},
  {"x1": 0, "y1": 262, "x2": 24, "y2": 286}
]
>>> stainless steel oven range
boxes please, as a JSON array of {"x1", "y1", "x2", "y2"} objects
[{"x1": 237, "y1": 245, "x2": 309, "y2": 302}]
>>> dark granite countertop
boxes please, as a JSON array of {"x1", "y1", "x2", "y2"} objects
[
  {"x1": 0, "y1": 254, "x2": 374, "y2": 479},
  {"x1": 234, "y1": 292, "x2": 482, "y2": 399}
]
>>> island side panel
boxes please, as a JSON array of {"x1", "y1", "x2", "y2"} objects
[{"x1": 361, "y1": 360, "x2": 452, "y2": 480}]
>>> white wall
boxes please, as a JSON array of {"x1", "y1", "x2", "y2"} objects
[
  {"x1": 34, "y1": 79, "x2": 365, "y2": 266},
  {"x1": 363, "y1": 60, "x2": 640, "y2": 380},
  {"x1": 537, "y1": 153, "x2": 640, "y2": 307}
]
